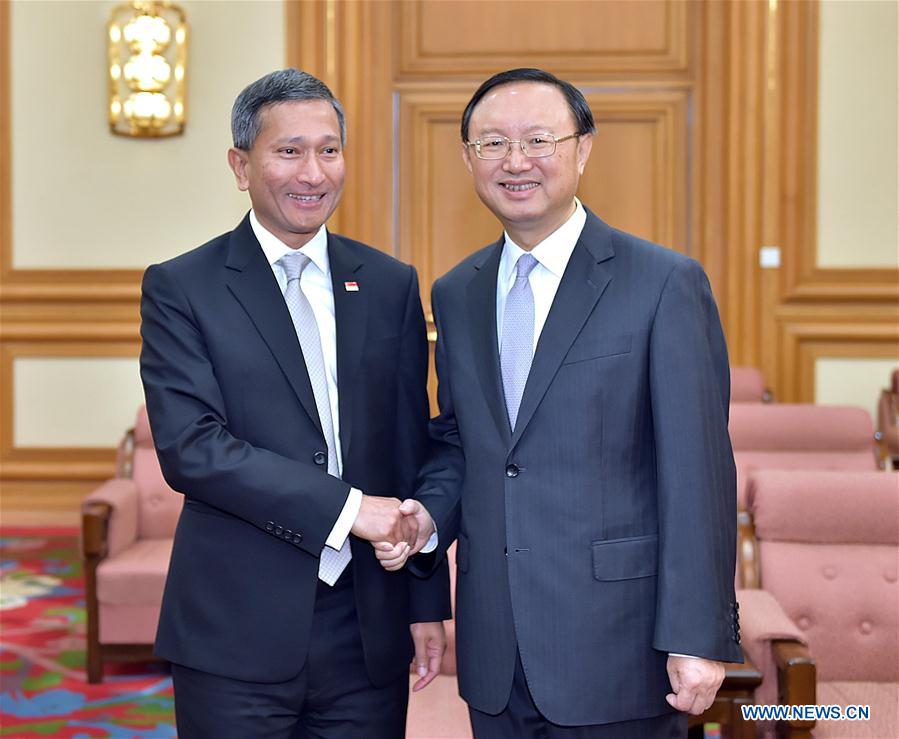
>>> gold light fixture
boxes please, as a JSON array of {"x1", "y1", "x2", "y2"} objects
[{"x1": 107, "y1": 1, "x2": 188, "y2": 138}]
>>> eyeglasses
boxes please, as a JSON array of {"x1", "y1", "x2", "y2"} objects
[{"x1": 465, "y1": 132, "x2": 580, "y2": 160}]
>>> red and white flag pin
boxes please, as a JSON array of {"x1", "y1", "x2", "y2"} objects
[{"x1": 344, "y1": 281, "x2": 359, "y2": 292}]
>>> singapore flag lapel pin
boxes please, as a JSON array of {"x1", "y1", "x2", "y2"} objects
[{"x1": 344, "y1": 281, "x2": 359, "y2": 292}]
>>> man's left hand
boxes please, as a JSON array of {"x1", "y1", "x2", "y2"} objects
[
  {"x1": 409, "y1": 621, "x2": 446, "y2": 692},
  {"x1": 665, "y1": 655, "x2": 725, "y2": 715}
]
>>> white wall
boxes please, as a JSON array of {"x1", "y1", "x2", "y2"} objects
[
  {"x1": 11, "y1": 0, "x2": 285, "y2": 269},
  {"x1": 817, "y1": 0, "x2": 898, "y2": 268},
  {"x1": 815, "y1": 357, "x2": 897, "y2": 423}
]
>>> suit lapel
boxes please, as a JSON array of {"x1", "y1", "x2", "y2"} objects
[
  {"x1": 224, "y1": 215, "x2": 322, "y2": 435},
  {"x1": 510, "y1": 211, "x2": 615, "y2": 447},
  {"x1": 465, "y1": 240, "x2": 512, "y2": 445},
  {"x1": 328, "y1": 233, "x2": 366, "y2": 464}
]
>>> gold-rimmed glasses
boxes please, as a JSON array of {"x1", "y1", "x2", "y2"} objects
[{"x1": 465, "y1": 132, "x2": 580, "y2": 160}]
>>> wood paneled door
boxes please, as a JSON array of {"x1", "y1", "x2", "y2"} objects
[{"x1": 286, "y1": 0, "x2": 897, "y2": 410}]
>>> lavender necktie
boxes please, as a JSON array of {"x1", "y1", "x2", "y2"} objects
[
  {"x1": 501, "y1": 253, "x2": 539, "y2": 431},
  {"x1": 279, "y1": 251, "x2": 351, "y2": 585}
]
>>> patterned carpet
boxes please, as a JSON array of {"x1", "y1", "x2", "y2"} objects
[{"x1": 0, "y1": 527, "x2": 175, "y2": 738}]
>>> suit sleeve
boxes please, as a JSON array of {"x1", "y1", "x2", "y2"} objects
[
  {"x1": 649, "y1": 259, "x2": 742, "y2": 663},
  {"x1": 410, "y1": 283, "x2": 465, "y2": 574},
  {"x1": 394, "y1": 268, "x2": 452, "y2": 621},
  {"x1": 139, "y1": 262, "x2": 350, "y2": 558}
]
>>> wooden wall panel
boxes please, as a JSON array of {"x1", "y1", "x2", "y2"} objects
[
  {"x1": 775, "y1": 307, "x2": 899, "y2": 402},
  {"x1": 780, "y1": 0, "x2": 898, "y2": 303},
  {"x1": 0, "y1": 342, "x2": 139, "y2": 513},
  {"x1": 398, "y1": 91, "x2": 519, "y2": 310},
  {"x1": 580, "y1": 92, "x2": 688, "y2": 251},
  {"x1": 398, "y1": 89, "x2": 690, "y2": 310},
  {"x1": 397, "y1": 0, "x2": 689, "y2": 77},
  {"x1": 3, "y1": 0, "x2": 895, "y2": 511},
  {"x1": 0, "y1": 1, "x2": 144, "y2": 511}
]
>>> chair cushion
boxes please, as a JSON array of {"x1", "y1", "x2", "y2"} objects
[
  {"x1": 133, "y1": 446, "x2": 183, "y2": 539},
  {"x1": 735, "y1": 454, "x2": 877, "y2": 508},
  {"x1": 98, "y1": 602, "x2": 162, "y2": 645},
  {"x1": 759, "y1": 542, "x2": 898, "y2": 682},
  {"x1": 814, "y1": 681, "x2": 898, "y2": 738},
  {"x1": 730, "y1": 366, "x2": 765, "y2": 403},
  {"x1": 134, "y1": 405, "x2": 153, "y2": 447},
  {"x1": 729, "y1": 404, "x2": 874, "y2": 452},
  {"x1": 736, "y1": 588, "x2": 807, "y2": 706},
  {"x1": 96, "y1": 539, "x2": 173, "y2": 606},
  {"x1": 749, "y1": 470, "x2": 899, "y2": 544}
]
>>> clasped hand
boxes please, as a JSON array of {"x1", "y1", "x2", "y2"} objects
[
  {"x1": 353, "y1": 498, "x2": 434, "y2": 571},
  {"x1": 350, "y1": 495, "x2": 421, "y2": 548}
]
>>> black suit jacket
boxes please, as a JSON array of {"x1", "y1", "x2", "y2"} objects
[
  {"x1": 415, "y1": 210, "x2": 741, "y2": 725},
  {"x1": 140, "y1": 214, "x2": 450, "y2": 684}
]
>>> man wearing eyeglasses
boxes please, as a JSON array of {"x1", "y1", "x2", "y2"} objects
[{"x1": 376, "y1": 68, "x2": 742, "y2": 737}]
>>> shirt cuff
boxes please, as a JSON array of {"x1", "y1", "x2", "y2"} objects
[
  {"x1": 420, "y1": 528, "x2": 439, "y2": 554},
  {"x1": 669, "y1": 653, "x2": 699, "y2": 658},
  {"x1": 325, "y1": 487, "x2": 362, "y2": 550}
]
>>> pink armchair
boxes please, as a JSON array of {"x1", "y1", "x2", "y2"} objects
[
  {"x1": 876, "y1": 369, "x2": 899, "y2": 469},
  {"x1": 729, "y1": 404, "x2": 882, "y2": 511},
  {"x1": 81, "y1": 406, "x2": 182, "y2": 683},
  {"x1": 730, "y1": 366, "x2": 772, "y2": 403},
  {"x1": 738, "y1": 469, "x2": 898, "y2": 739}
]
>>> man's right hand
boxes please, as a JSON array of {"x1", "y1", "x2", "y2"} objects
[
  {"x1": 373, "y1": 499, "x2": 435, "y2": 571},
  {"x1": 351, "y1": 495, "x2": 417, "y2": 545}
]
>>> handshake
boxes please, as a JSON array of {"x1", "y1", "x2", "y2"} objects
[{"x1": 350, "y1": 495, "x2": 435, "y2": 571}]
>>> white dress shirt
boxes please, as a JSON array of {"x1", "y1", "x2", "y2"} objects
[
  {"x1": 496, "y1": 200, "x2": 587, "y2": 351},
  {"x1": 250, "y1": 211, "x2": 361, "y2": 551}
]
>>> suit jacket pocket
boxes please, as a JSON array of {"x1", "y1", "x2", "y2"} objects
[
  {"x1": 562, "y1": 334, "x2": 632, "y2": 365},
  {"x1": 456, "y1": 533, "x2": 470, "y2": 574},
  {"x1": 591, "y1": 533, "x2": 658, "y2": 581}
]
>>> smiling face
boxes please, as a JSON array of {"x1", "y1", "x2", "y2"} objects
[
  {"x1": 227, "y1": 99, "x2": 345, "y2": 249},
  {"x1": 463, "y1": 82, "x2": 593, "y2": 249}
]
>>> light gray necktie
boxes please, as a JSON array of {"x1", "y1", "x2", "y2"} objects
[
  {"x1": 501, "y1": 253, "x2": 539, "y2": 431},
  {"x1": 279, "y1": 251, "x2": 351, "y2": 585}
]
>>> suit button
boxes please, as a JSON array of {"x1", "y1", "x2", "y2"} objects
[
  {"x1": 505, "y1": 464, "x2": 520, "y2": 478},
  {"x1": 274, "y1": 526, "x2": 283, "y2": 535},
  {"x1": 313, "y1": 451, "x2": 327, "y2": 466},
  {"x1": 284, "y1": 529, "x2": 293, "y2": 539},
  {"x1": 292, "y1": 534, "x2": 302, "y2": 544},
  {"x1": 265, "y1": 521, "x2": 274, "y2": 532}
]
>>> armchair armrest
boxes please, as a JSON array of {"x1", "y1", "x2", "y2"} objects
[
  {"x1": 736, "y1": 589, "x2": 814, "y2": 719},
  {"x1": 736, "y1": 510, "x2": 759, "y2": 588},
  {"x1": 82, "y1": 479, "x2": 140, "y2": 558},
  {"x1": 774, "y1": 640, "x2": 816, "y2": 737},
  {"x1": 82, "y1": 502, "x2": 112, "y2": 560},
  {"x1": 737, "y1": 588, "x2": 806, "y2": 650}
]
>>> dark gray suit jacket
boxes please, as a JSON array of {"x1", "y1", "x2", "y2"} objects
[
  {"x1": 140, "y1": 214, "x2": 450, "y2": 684},
  {"x1": 415, "y1": 209, "x2": 741, "y2": 726}
]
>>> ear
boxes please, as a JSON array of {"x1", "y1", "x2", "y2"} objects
[
  {"x1": 227, "y1": 147, "x2": 250, "y2": 192},
  {"x1": 462, "y1": 142, "x2": 474, "y2": 174},
  {"x1": 575, "y1": 133, "x2": 593, "y2": 175}
]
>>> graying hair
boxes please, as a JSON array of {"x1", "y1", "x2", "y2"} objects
[{"x1": 230, "y1": 69, "x2": 346, "y2": 150}]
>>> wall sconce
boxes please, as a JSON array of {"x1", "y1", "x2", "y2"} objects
[{"x1": 107, "y1": 1, "x2": 188, "y2": 138}]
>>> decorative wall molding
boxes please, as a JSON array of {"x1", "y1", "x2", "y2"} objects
[{"x1": 396, "y1": 0, "x2": 691, "y2": 79}]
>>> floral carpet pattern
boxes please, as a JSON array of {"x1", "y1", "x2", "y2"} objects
[{"x1": 0, "y1": 528, "x2": 175, "y2": 738}]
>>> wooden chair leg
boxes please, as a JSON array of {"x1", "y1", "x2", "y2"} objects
[{"x1": 86, "y1": 638, "x2": 103, "y2": 684}]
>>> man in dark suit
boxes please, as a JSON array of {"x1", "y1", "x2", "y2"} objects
[
  {"x1": 140, "y1": 69, "x2": 449, "y2": 739},
  {"x1": 377, "y1": 68, "x2": 742, "y2": 737}
]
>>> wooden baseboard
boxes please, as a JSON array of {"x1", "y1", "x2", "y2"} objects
[{"x1": 0, "y1": 479, "x2": 97, "y2": 518}]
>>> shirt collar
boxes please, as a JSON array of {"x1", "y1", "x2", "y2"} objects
[
  {"x1": 249, "y1": 210, "x2": 330, "y2": 277},
  {"x1": 499, "y1": 199, "x2": 586, "y2": 285}
]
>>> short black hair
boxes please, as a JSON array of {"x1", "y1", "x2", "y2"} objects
[
  {"x1": 231, "y1": 68, "x2": 346, "y2": 150},
  {"x1": 460, "y1": 68, "x2": 596, "y2": 142}
]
